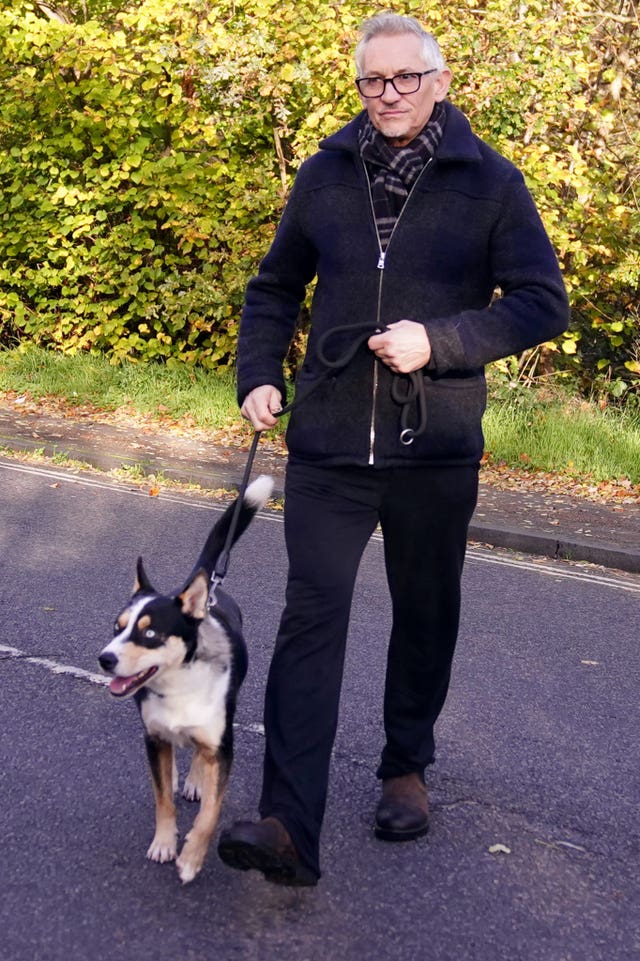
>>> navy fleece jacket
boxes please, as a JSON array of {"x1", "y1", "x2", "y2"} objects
[{"x1": 237, "y1": 102, "x2": 569, "y2": 467}]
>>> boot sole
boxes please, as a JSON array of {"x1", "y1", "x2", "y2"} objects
[
  {"x1": 218, "y1": 835, "x2": 318, "y2": 887},
  {"x1": 374, "y1": 821, "x2": 430, "y2": 842}
]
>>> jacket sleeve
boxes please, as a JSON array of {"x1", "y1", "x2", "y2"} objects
[
  {"x1": 425, "y1": 172, "x2": 569, "y2": 375},
  {"x1": 236, "y1": 171, "x2": 319, "y2": 406}
]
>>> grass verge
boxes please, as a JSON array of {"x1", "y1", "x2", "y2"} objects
[
  {"x1": 483, "y1": 384, "x2": 640, "y2": 484},
  {"x1": 1, "y1": 346, "x2": 639, "y2": 486},
  {"x1": 0, "y1": 344, "x2": 237, "y2": 430}
]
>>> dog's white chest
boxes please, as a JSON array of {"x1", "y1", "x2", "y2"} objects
[{"x1": 141, "y1": 660, "x2": 231, "y2": 749}]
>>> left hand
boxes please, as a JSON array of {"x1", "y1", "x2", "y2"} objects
[{"x1": 368, "y1": 320, "x2": 431, "y2": 373}]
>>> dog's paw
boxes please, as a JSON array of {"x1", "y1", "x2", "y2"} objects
[
  {"x1": 147, "y1": 834, "x2": 177, "y2": 864},
  {"x1": 176, "y1": 836, "x2": 205, "y2": 884},
  {"x1": 182, "y1": 778, "x2": 201, "y2": 803},
  {"x1": 176, "y1": 851, "x2": 203, "y2": 884}
]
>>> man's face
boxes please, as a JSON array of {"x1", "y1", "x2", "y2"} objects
[{"x1": 357, "y1": 32, "x2": 451, "y2": 147}]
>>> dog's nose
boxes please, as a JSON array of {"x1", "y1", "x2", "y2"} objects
[{"x1": 98, "y1": 651, "x2": 118, "y2": 673}]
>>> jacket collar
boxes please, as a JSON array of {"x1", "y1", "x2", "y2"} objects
[{"x1": 319, "y1": 101, "x2": 482, "y2": 165}]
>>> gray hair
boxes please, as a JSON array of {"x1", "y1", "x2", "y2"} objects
[{"x1": 355, "y1": 13, "x2": 446, "y2": 76}]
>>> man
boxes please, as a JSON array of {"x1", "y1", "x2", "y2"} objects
[{"x1": 218, "y1": 13, "x2": 569, "y2": 887}]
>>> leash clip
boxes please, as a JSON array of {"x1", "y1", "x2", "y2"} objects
[
  {"x1": 400, "y1": 428, "x2": 415, "y2": 446},
  {"x1": 208, "y1": 573, "x2": 224, "y2": 607}
]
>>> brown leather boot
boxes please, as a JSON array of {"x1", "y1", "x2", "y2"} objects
[
  {"x1": 375, "y1": 772, "x2": 430, "y2": 842},
  {"x1": 218, "y1": 816, "x2": 318, "y2": 886}
]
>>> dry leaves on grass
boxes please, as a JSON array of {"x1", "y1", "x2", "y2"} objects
[{"x1": 480, "y1": 457, "x2": 639, "y2": 506}]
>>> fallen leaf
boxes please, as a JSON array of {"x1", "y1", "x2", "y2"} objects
[{"x1": 488, "y1": 843, "x2": 512, "y2": 855}]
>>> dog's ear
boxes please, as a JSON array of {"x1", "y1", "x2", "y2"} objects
[
  {"x1": 178, "y1": 568, "x2": 209, "y2": 620},
  {"x1": 134, "y1": 556, "x2": 155, "y2": 594}
]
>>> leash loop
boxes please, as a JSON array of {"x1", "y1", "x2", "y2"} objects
[
  {"x1": 391, "y1": 368, "x2": 427, "y2": 444},
  {"x1": 316, "y1": 322, "x2": 383, "y2": 369}
]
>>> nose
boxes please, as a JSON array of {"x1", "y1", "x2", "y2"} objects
[
  {"x1": 380, "y1": 80, "x2": 401, "y2": 103},
  {"x1": 99, "y1": 651, "x2": 118, "y2": 673}
]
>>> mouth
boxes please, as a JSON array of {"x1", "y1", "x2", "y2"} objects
[{"x1": 108, "y1": 666, "x2": 158, "y2": 698}]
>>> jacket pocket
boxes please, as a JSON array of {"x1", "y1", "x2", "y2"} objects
[{"x1": 416, "y1": 374, "x2": 487, "y2": 463}]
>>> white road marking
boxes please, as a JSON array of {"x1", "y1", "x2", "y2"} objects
[
  {"x1": 0, "y1": 458, "x2": 281, "y2": 521},
  {"x1": 0, "y1": 643, "x2": 266, "y2": 736},
  {"x1": 464, "y1": 546, "x2": 640, "y2": 594},
  {"x1": 0, "y1": 643, "x2": 109, "y2": 686}
]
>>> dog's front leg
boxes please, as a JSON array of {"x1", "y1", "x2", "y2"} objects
[
  {"x1": 176, "y1": 745, "x2": 230, "y2": 884},
  {"x1": 144, "y1": 735, "x2": 178, "y2": 864}
]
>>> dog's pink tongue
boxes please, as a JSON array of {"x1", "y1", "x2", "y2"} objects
[{"x1": 109, "y1": 675, "x2": 137, "y2": 697}]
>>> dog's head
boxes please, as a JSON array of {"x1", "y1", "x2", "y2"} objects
[{"x1": 98, "y1": 559, "x2": 209, "y2": 698}]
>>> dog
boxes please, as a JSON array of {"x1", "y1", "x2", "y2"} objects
[{"x1": 98, "y1": 475, "x2": 273, "y2": 884}]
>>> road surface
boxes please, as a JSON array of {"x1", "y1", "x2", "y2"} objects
[{"x1": 0, "y1": 458, "x2": 638, "y2": 961}]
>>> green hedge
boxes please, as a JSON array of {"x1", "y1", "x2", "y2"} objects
[{"x1": 0, "y1": 0, "x2": 638, "y2": 396}]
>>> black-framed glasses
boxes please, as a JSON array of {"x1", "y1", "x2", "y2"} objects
[{"x1": 355, "y1": 69, "x2": 438, "y2": 99}]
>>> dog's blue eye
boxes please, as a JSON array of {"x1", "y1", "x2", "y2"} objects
[{"x1": 144, "y1": 629, "x2": 156, "y2": 639}]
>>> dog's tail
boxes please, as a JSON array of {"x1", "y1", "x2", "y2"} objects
[{"x1": 191, "y1": 474, "x2": 274, "y2": 581}]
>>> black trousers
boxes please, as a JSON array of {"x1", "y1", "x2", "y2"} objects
[{"x1": 258, "y1": 461, "x2": 479, "y2": 878}]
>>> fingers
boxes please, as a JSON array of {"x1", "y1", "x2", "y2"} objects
[
  {"x1": 241, "y1": 385, "x2": 283, "y2": 431},
  {"x1": 368, "y1": 320, "x2": 431, "y2": 372}
]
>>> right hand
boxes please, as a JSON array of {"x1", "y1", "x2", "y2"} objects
[{"x1": 240, "y1": 385, "x2": 283, "y2": 431}]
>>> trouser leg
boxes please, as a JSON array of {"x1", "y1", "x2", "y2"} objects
[
  {"x1": 377, "y1": 465, "x2": 479, "y2": 780},
  {"x1": 259, "y1": 463, "x2": 380, "y2": 877}
]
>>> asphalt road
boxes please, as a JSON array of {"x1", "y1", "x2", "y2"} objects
[{"x1": 1, "y1": 458, "x2": 638, "y2": 961}]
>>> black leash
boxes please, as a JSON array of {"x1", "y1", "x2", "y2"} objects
[
  {"x1": 210, "y1": 323, "x2": 428, "y2": 597},
  {"x1": 210, "y1": 429, "x2": 262, "y2": 593}
]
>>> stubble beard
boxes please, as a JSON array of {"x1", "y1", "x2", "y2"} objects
[
  {"x1": 375, "y1": 118, "x2": 413, "y2": 148},
  {"x1": 380, "y1": 126, "x2": 413, "y2": 148}
]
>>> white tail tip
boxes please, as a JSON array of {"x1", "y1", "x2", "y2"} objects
[{"x1": 244, "y1": 475, "x2": 274, "y2": 509}]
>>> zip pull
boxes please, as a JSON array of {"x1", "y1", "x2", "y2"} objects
[{"x1": 377, "y1": 251, "x2": 386, "y2": 270}]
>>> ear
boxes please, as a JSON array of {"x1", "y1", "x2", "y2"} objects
[
  {"x1": 433, "y1": 68, "x2": 452, "y2": 102},
  {"x1": 134, "y1": 556, "x2": 155, "y2": 594},
  {"x1": 178, "y1": 569, "x2": 209, "y2": 621}
]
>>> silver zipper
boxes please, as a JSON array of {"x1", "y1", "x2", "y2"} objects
[{"x1": 363, "y1": 158, "x2": 433, "y2": 464}]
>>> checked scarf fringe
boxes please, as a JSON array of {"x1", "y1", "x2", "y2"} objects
[{"x1": 359, "y1": 101, "x2": 446, "y2": 250}]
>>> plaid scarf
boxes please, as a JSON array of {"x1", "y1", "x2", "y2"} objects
[{"x1": 359, "y1": 101, "x2": 446, "y2": 250}]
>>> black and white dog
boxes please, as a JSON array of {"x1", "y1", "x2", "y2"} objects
[{"x1": 98, "y1": 475, "x2": 273, "y2": 884}]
